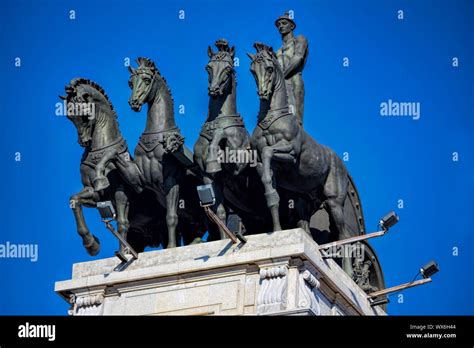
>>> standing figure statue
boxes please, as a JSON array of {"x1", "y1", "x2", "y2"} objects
[{"x1": 275, "y1": 12, "x2": 308, "y2": 124}]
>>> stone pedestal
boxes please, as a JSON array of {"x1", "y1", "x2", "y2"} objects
[{"x1": 55, "y1": 228, "x2": 386, "y2": 316}]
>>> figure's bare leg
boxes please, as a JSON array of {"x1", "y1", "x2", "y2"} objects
[
  {"x1": 164, "y1": 175, "x2": 179, "y2": 248},
  {"x1": 70, "y1": 187, "x2": 100, "y2": 256}
]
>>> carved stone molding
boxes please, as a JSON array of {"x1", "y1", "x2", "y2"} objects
[
  {"x1": 297, "y1": 270, "x2": 321, "y2": 315},
  {"x1": 70, "y1": 292, "x2": 105, "y2": 315},
  {"x1": 256, "y1": 265, "x2": 289, "y2": 314}
]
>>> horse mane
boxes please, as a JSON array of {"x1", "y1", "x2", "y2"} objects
[
  {"x1": 67, "y1": 78, "x2": 118, "y2": 120},
  {"x1": 253, "y1": 42, "x2": 278, "y2": 62},
  {"x1": 136, "y1": 57, "x2": 175, "y2": 110}
]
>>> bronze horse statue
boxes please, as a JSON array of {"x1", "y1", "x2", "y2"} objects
[
  {"x1": 194, "y1": 39, "x2": 272, "y2": 239},
  {"x1": 248, "y1": 43, "x2": 358, "y2": 275},
  {"x1": 61, "y1": 78, "x2": 144, "y2": 258},
  {"x1": 128, "y1": 57, "x2": 207, "y2": 248}
]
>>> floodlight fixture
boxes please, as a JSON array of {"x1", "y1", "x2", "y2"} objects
[
  {"x1": 420, "y1": 260, "x2": 439, "y2": 279},
  {"x1": 379, "y1": 211, "x2": 399, "y2": 231},
  {"x1": 196, "y1": 184, "x2": 246, "y2": 244},
  {"x1": 368, "y1": 260, "x2": 439, "y2": 302},
  {"x1": 197, "y1": 184, "x2": 216, "y2": 207},
  {"x1": 97, "y1": 201, "x2": 138, "y2": 261},
  {"x1": 97, "y1": 201, "x2": 116, "y2": 220}
]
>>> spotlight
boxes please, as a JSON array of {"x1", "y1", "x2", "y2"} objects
[
  {"x1": 420, "y1": 260, "x2": 439, "y2": 279},
  {"x1": 196, "y1": 184, "x2": 245, "y2": 244},
  {"x1": 97, "y1": 201, "x2": 138, "y2": 261},
  {"x1": 379, "y1": 211, "x2": 399, "y2": 231},
  {"x1": 319, "y1": 210, "x2": 400, "y2": 251},
  {"x1": 97, "y1": 201, "x2": 116, "y2": 220},
  {"x1": 368, "y1": 260, "x2": 439, "y2": 301},
  {"x1": 197, "y1": 184, "x2": 216, "y2": 207}
]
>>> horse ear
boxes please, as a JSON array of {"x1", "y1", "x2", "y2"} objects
[
  {"x1": 247, "y1": 53, "x2": 255, "y2": 61},
  {"x1": 208, "y1": 45, "x2": 214, "y2": 58},
  {"x1": 127, "y1": 65, "x2": 135, "y2": 74},
  {"x1": 59, "y1": 95, "x2": 67, "y2": 100},
  {"x1": 229, "y1": 46, "x2": 235, "y2": 59}
]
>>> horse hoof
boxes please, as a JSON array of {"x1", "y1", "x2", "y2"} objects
[
  {"x1": 93, "y1": 177, "x2": 110, "y2": 191},
  {"x1": 206, "y1": 160, "x2": 222, "y2": 173},
  {"x1": 84, "y1": 235, "x2": 100, "y2": 256}
]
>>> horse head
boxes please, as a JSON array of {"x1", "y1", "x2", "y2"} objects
[
  {"x1": 247, "y1": 43, "x2": 280, "y2": 101},
  {"x1": 206, "y1": 39, "x2": 235, "y2": 97},
  {"x1": 128, "y1": 57, "x2": 163, "y2": 112},
  {"x1": 60, "y1": 78, "x2": 116, "y2": 148}
]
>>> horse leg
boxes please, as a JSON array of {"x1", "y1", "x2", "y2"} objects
[
  {"x1": 260, "y1": 146, "x2": 282, "y2": 231},
  {"x1": 206, "y1": 128, "x2": 224, "y2": 173},
  {"x1": 295, "y1": 196, "x2": 311, "y2": 234},
  {"x1": 260, "y1": 140, "x2": 296, "y2": 231},
  {"x1": 114, "y1": 186, "x2": 130, "y2": 258},
  {"x1": 164, "y1": 174, "x2": 179, "y2": 248},
  {"x1": 70, "y1": 187, "x2": 100, "y2": 256},
  {"x1": 93, "y1": 149, "x2": 118, "y2": 191}
]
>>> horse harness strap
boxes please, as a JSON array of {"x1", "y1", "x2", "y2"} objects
[
  {"x1": 82, "y1": 137, "x2": 128, "y2": 169},
  {"x1": 138, "y1": 126, "x2": 183, "y2": 153},
  {"x1": 199, "y1": 114, "x2": 244, "y2": 141},
  {"x1": 258, "y1": 107, "x2": 294, "y2": 130}
]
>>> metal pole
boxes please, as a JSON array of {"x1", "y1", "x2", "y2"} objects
[
  {"x1": 203, "y1": 206, "x2": 240, "y2": 244},
  {"x1": 104, "y1": 220, "x2": 139, "y2": 259},
  {"x1": 368, "y1": 278, "x2": 432, "y2": 298},
  {"x1": 318, "y1": 230, "x2": 386, "y2": 250}
]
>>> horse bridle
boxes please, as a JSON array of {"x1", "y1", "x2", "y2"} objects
[
  {"x1": 131, "y1": 68, "x2": 162, "y2": 107},
  {"x1": 208, "y1": 55, "x2": 234, "y2": 93}
]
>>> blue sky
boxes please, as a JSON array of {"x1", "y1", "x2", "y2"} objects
[{"x1": 0, "y1": 0, "x2": 472, "y2": 315}]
